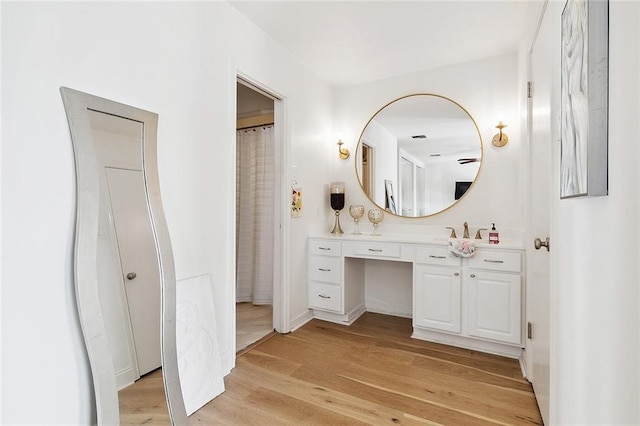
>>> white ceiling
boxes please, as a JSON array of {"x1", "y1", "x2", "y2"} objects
[{"x1": 229, "y1": 1, "x2": 534, "y2": 87}]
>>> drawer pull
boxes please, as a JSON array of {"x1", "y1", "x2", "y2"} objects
[
  {"x1": 429, "y1": 255, "x2": 447, "y2": 259},
  {"x1": 484, "y1": 259, "x2": 504, "y2": 264},
  {"x1": 318, "y1": 247, "x2": 331, "y2": 251},
  {"x1": 318, "y1": 268, "x2": 331, "y2": 272},
  {"x1": 318, "y1": 294, "x2": 331, "y2": 299},
  {"x1": 368, "y1": 248, "x2": 383, "y2": 252},
  {"x1": 470, "y1": 274, "x2": 476, "y2": 278},
  {"x1": 454, "y1": 272, "x2": 460, "y2": 277}
]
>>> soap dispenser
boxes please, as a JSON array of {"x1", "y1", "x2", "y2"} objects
[{"x1": 489, "y1": 223, "x2": 500, "y2": 245}]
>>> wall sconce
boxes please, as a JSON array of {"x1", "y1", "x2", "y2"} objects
[
  {"x1": 337, "y1": 139, "x2": 350, "y2": 160},
  {"x1": 492, "y1": 121, "x2": 509, "y2": 147}
]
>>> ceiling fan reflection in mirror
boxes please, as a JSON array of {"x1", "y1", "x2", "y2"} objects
[{"x1": 458, "y1": 157, "x2": 480, "y2": 165}]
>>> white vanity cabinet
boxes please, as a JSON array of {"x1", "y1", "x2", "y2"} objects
[
  {"x1": 307, "y1": 235, "x2": 524, "y2": 358},
  {"x1": 307, "y1": 239, "x2": 366, "y2": 324},
  {"x1": 307, "y1": 240, "x2": 342, "y2": 313},
  {"x1": 412, "y1": 246, "x2": 523, "y2": 354}
]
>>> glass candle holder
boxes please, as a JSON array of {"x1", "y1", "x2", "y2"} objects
[
  {"x1": 349, "y1": 205, "x2": 364, "y2": 235},
  {"x1": 330, "y1": 182, "x2": 345, "y2": 235},
  {"x1": 367, "y1": 208, "x2": 384, "y2": 236}
]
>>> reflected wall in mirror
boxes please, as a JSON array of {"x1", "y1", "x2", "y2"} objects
[
  {"x1": 60, "y1": 87, "x2": 187, "y2": 425},
  {"x1": 355, "y1": 94, "x2": 483, "y2": 217}
]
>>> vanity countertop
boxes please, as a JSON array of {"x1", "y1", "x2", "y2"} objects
[{"x1": 308, "y1": 232, "x2": 525, "y2": 250}]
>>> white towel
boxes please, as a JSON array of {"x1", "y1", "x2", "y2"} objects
[{"x1": 448, "y1": 238, "x2": 476, "y2": 258}]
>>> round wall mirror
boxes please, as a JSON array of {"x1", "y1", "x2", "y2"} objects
[{"x1": 355, "y1": 94, "x2": 483, "y2": 218}]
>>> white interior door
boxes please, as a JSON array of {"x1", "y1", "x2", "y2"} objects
[
  {"x1": 527, "y1": 5, "x2": 552, "y2": 423},
  {"x1": 105, "y1": 167, "x2": 162, "y2": 377},
  {"x1": 91, "y1": 110, "x2": 163, "y2": 385}
]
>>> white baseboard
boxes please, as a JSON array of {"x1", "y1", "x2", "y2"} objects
[
  {"x1": 412, "y1": 327, "x2": 523, "y2": 359},
  {"x1": 365, "y1": 306, "x2": 412, "y2": 319},
  {"x1": 310, "y1": 303, "x2": 366, "y2": 326},
  {"x1": 290, "y1": 310, "x2": 314, "y2": 332}
]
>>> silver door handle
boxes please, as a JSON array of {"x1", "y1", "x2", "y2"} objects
[
  {"x1": 126, "y1": 272, "x2": 137, "y2": 280},
  {"x1": 534, "y1": 237, "x2": 550, "y2": 252}
]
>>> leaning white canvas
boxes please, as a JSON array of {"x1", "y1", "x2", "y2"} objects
[{"x1": 176, "y1": 274, "x2": 225, "y2": 415}]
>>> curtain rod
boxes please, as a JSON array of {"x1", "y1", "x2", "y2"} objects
[{"x1": 237, "y1": 123, "x2": 274, "y2": 131}]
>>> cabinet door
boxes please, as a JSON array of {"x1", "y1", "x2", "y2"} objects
[
  {"x1": 414, "y1": 266, "x2": 461, "y2": 333},
  {"x1": 467, "y1": 271, "x2": 521, "y2": 345}
]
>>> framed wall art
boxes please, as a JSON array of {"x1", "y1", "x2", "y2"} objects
[{"x1": 560, "y1": 0, "x2": 609, "y2": 198}]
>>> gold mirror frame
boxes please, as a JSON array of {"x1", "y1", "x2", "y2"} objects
[{"x1": 355, "y1": 94, "x2": 483, "y2": 218}]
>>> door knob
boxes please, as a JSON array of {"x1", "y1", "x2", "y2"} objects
[
  {"x1": 126, "y1": 272, "x2": 137, "y2": 280},
  {"x1": 534, "y1": 237, "x2": 550, "y2": 252}
]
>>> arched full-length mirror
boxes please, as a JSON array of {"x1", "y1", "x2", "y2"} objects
[
  {"x1": 355, "y1": 94, "x2": 483, "y2": 217},
  {"x1": 60, "y1": 87, "x2": 187, "y2": 425}
]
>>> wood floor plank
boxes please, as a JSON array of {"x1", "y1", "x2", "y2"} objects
[
  {"x1": 287, "y1": 358, "x2": 501, "y2": 425},
  {"x1": 194, "y1": 313, "x2": 542, "y2": 425},
  {"x1": 252, "y1": 339, "x2": 539, "y2": 424},
  {"x1": 119, "y1": 369, "x2": 170, "y2": 425},
  {"x1": 124, "y1": 313, "x2": 543, "y2": 425},
  {"x1": 231, "y1": 359, "x2": 434, "y2": 425},
  {"x1": 294, "y1": 318, "x2": 525, "y2": 379}
]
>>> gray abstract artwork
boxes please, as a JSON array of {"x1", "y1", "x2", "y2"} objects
[{"x1": 560, "y1": 0, "x2": 608, "y2": 198}]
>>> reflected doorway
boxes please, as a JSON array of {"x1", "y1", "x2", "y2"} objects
[{"x1": 361, "y1": 143, "x2": 373, "y2": 197}]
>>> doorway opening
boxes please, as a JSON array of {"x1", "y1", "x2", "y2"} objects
[
  {"x1": 235, "y1": 78, "x2": 281, "y2": 352},
  {"x1": 360, "y1": 143, "x2": 373, "y2": 197}
]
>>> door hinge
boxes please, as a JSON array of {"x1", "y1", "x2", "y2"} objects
[
  {"x1": 527, "y1": 81, "x2": 532, "y2": 99},
  {"x1": 527, "y1": 322, "x2": 533, "y2": 339}
]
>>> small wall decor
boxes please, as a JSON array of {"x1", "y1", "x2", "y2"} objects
[
  {"x1": 291, "y1": 185, "x2": 302, "y2": 217},
  {"x1": 560, "y1": 0, "x2": 608, "y2": 198},
  {"x1": 291, "y1": 167, "x2": 302, "y2": 217}
]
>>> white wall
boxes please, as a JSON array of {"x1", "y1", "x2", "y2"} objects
[
  {"x1": 547, "y1": 1, "x2": 640, "y2": 423},
  {"x1": 1, "y1": 2, "x2": 332, "y2": 424},
  {"x1": 333, "y1": 53, "x2": 523, "y2": 237},
  {"x1": 333, "y1": 54, "x2": 522, "y2": 314}
]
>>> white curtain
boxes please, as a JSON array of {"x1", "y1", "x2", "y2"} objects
[{"x1": 236, "y1": 125, "x2": 274, "y2": 304}]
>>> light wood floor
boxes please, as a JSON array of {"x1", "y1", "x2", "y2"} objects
[
  {"x1": 236, "y1": 302, "x2": 273, "y2": 352},
  {"x1": 119, "y1": 368, "x2": 170, "y2": 425},
  {"x1": 191, "y1": 313, "x2": 543, "y2": 425},
  {"x1": 120, "y1": 313, "x2": 542, "y2": 425}
]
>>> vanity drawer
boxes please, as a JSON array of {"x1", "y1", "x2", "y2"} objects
[
  {"x1": 468, "y1": 250, "x2": 522, "y2": 273},
  {"x1": 415, "y1": 246, "x2": 462, "y2": 267},
  {"x1": 308, "y1": 282, "x2": 342, "y2": 312},
  {"x1": 309, "y1": 239, "x2": 342, "y2": 256},
  {"x1": 308, "y1": 255, "x2": 342, "y2": 283},
  {"x1": 353, "y1": 242, "x2": 401, "y2": 258}
]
